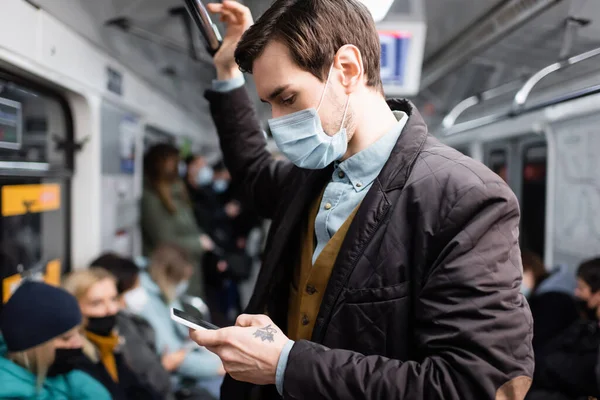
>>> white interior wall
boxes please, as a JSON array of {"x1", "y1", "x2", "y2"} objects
[{"x1": 0, "y1": 0, "x2": 213, "y2": 266}]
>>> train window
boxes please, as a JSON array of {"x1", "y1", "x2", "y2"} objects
[
  {"x1": 520, "y1": 144, "x2": 547, "y2": 259},
  {"x1": 0, "y1": 71, "x2": 73, "y2": 304},
  {"x1": 489, "y1": 149, "x2": 508, "y2": 183},
  {"x1": 0, "y1": 77, "x2": 72, "y2": 171}
]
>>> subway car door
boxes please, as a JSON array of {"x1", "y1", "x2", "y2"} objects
[
  {"x1": 484, "y1": 135, "x2": 547, "y2": 260},
  {"x1": 0, "y1": 71, "x2": 73, "y2": 303}
]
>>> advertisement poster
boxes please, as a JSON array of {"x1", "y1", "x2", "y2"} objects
[{"x1": 119, "y1": 116, "x2": 138, "y2": 174}]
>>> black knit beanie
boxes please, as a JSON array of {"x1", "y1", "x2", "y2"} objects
[{"x1": 0, "y1": 281, "x2": 82, "y2": 352}]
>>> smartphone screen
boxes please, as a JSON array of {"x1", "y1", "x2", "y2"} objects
[{"x1": 171, "y1": 308, "x2": 219, "y2": 330}]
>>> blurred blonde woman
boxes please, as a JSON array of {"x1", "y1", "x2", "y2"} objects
[
  {"x1": 63, "y1": 267, "x2": 160, "y2": 400},
  {"x1": 137, "y1": 243, "x2": 225, "y2": 399},
  {"x1": 0, "y1": 281, "x2": 110, "y2": 399}
]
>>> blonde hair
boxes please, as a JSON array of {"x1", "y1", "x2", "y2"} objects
[
  {"x1": 62, "y1": 267, "x2": 117, "y2": 301},
  {"x1": 149, "y1": 244, "x2": 192, "y2": 301},
  {"x1": 8, "y1": 340, "x2": 55, "y2": 390},
  {"x1": 62, "y1": 269, "x2": 118, "y2": 363}
]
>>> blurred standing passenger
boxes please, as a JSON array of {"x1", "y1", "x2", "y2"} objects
[
  {"x1": 137, "y1": 244, "x2": 225, "y2": 399},
  {"x1": 0, "y1": 281, "x2": 111, "y2": 400},
  {"x1": 141, "y1": 143, "x2": 215, "y2": 298},
  {"x1": 63, "y1": 268, "x2": 160, "y2": 400},
  {"x1": 184, "y1": 154, "x2": 215, "y2": 234},
  {"x1": 185, "y1": 157, "x2": 259, "y2": 325},
  {"x1": 91, "y1": 253, "x2": 175, "y2": 400}
]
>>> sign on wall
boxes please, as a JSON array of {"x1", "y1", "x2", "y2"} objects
[
  {"x1": 377, "y1": 19, "x2": 426, "y2": 97},
  {"x1": 380, "y1": 31, "x2": 411, "y2": 87}
]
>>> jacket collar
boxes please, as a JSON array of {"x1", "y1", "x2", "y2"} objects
[
  {"x1": 378, "y1": 99, "x2": 428, "y2": 192},
  {"x1": 307, "y1": 99, "x2": 427, "y2": 194}
]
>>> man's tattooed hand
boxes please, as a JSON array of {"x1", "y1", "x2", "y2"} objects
[{"x1": 253, "y1": 324, "x2": 277, "y2": 342}]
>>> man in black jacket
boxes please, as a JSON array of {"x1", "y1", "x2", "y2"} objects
[{"x1": 190, "y1": 1, "x2": 534, "y2": 399}]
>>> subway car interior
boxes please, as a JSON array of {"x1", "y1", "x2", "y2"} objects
[{"x1": 1, "y1": 0, "x2": 600, "y2": 399}]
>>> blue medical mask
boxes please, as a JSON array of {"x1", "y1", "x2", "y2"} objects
[
  {"x1": 267, "y1": 66, "x2": 350, "y2": 170},
  {"x1": 178, "y1": 161, "x2": 187, "y2": 178},
  {"x1": 196, "y1": 166, "x2": 214, "y2": 186},
  {"x1": 520, "y1": 284, "x2": 532, "y2": 298},
  {"x1": 213, "y1": 179, "x2": 229, "y2": 193},
  {"x1": 175, "y1": 281, "x2": 189, "y2": 298}
]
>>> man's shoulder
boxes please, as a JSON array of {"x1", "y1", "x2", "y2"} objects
[{"x1": 408, "y1": 136, "x2": 512, "y2": 201}]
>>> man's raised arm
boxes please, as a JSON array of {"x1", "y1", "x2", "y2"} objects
[{"x1": 205, "y1": 1, "x2": 293, "y2": 218}]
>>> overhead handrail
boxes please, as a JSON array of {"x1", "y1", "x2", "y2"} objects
[
  {"x1": 442, "y1": 79, "x2": 524, "y2": 129},
  {"x1": 512, "y1": 46, "x2": 600, "y2": 113},
  {"x1": 442, "y1": 82, "x2": 600, "y2": 137}
]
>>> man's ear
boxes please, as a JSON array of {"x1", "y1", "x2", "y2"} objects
[{"x1": 334, "y1": 44, "x2": 364, "y2": 94}]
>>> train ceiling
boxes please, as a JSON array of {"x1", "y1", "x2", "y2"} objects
[{"x1": 29, "y1": 0, "x2": 600, "y2": 139}]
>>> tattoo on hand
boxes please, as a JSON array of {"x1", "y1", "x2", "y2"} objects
[{"x1": 253, "y1": 324, "x2": 277, "y2": 342}]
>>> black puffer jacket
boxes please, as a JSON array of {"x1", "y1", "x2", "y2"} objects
[{"x1": 207, "y1": 86, "x2": 534, "y2": 400}]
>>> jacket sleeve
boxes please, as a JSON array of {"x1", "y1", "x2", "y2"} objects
[
  {"x1": 140, "y1": 191, "x2": 204, "y2": 259},
  {"x1": 205, "y1": 87, "x2": 294, "y2": 219},
  {"x1": 282, "y1": 182, "x2": 534, "y2": 399}
]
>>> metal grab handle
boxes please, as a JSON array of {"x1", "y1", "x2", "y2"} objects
[
  {"x1": 442, "y1": 79, "x2": 524, "y2": 129},
  {"x1": 512, "y1": 46, "x2": 600, "y2": 113},
  {"x1": 183, "y1": 0, "x2": 222, "y2": 56}
]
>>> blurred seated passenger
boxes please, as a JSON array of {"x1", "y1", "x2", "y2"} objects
[
  {"x1": 137, "y1": 243, "x2": 224, "y2": 399},
  {"x1": 141, "y1": 143, "x2": 214, "y2": 298},
  {"x1": 63, "y1": 268, "x2": 160, "y2": 400},
  {"x1": 0, "y1": 281, "x2": 111, "y2": 400},
  {"x1": 91, "y1": 252, "x2": 175, "y2": 400},
  {"x1": 526, "y1": 257, "x2": 600, "y2": 400},
  {"x1": 575, "y1": 257, "x2": 600, "y2": 320},
  {"x1": 521, "y1": 250, "x2": 578, "y2": 350}
]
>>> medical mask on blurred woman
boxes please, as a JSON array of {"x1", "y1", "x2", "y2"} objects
[
  {"x1": 124, "y1": 286, "x2": 149, "y2": 313},
  {"x1": 213, "y1": 179, "x2": 229, "y2": 193},
  {"x1": 196, "y1": 166, "x2": 214, "y2": 187},
  {"x1": 175, "y1": 281, "x2": 189, "y2": 298}
]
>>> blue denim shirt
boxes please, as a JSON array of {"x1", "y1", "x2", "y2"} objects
[{"x1": 212, "y1": 76, "x2": 408, "y2": 395}]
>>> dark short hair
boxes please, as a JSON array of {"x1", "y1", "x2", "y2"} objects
[
  {"x1": 235, "y1": 0, "x2": 383, "y2": 93},
  {"x1": 90, "y1": 253, "x2": 140, "y2": 295},
  {"x1": 577, "y1": 258, "x2": 600, "y2": 292},
  {"x1": 521, "y1": 250, "x2": 548, "y2": 287}
]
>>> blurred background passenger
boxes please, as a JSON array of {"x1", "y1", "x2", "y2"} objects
[
  {"x1": 184, "y1": 154, "x2": 214, "y2": 228},
  {"x1": 521, "y1": 249, "x2": 578, "y2": 350},
  {"x1": 91, "y1": 252, "x2": 175, "y2": 399},
  {"x1": 575, "y1": 258, "x2": 600, "y2": 320},
  {"x1": 137, "y1": 243, "x2": 224, "y2": 400},
  {"x1": 141, "y1": 143, "x2": 214, "y2": 298},
  {"x1": 185, "y1": 157, "x2": 261, "y2": 325},
  {"x1": 63, "y1": 268, "x2": 160, "y2": 399},
  {"x1": 526, "y1": 257, "x2": 600, "y2": 400},
  {"x1": 0, "y1": 281, "x2": 110, "y2": 400}
]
